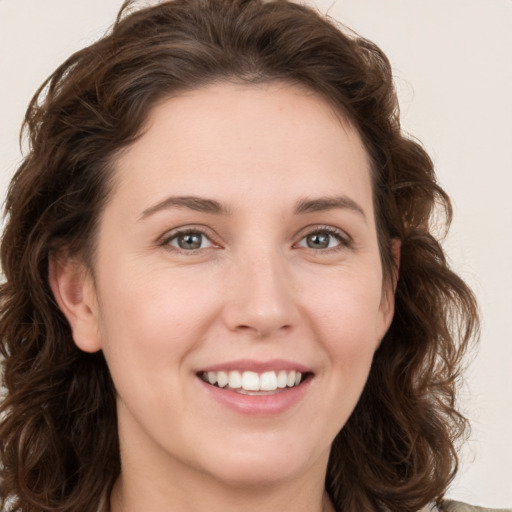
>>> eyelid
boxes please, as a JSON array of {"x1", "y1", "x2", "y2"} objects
[
  {"x1": 157, "y1": 223, "x2": 352, "y2": 253},
  {"x1": 159, "y1": 225, "x2": 221, "y2": 251},
  {"x1": 294, "y1": 225, "x2": 352, "y2": 251}
]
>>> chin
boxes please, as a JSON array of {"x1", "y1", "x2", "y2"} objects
[
  {"x1": 206, "y1": 458, "x2": 304, "y2": 488},
  {"x1": 194, "y1": 436, "x2": 327, "y2": 488}
]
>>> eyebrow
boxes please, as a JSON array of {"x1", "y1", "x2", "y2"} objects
[
  {"x1": 294, "y1": 196, "x2": 367, "y2": 221},
  {"x1": 140, "y1": 194, "x2": 367, "y2": 221},
  {"x1": 140, "y1": 196, "x2": 230, "y2": 219}
]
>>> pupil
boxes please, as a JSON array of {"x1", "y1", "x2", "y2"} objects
[
  {"x1": 307, "y1": 233, "x2": 329, "y2": 249},
  {"x1": 179, "y1": 233, "x2": 202, "y2": 250}
]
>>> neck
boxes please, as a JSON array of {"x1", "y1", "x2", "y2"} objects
[
  {"x1": 110, "y1": 477, "x2": 335, "y2": 512},
  {"x1": 110, "y1": 401, "x2": 336, "y2": 512},
  {"x1": 109, "y1": 446, "x2": 334, "y2": 512}
]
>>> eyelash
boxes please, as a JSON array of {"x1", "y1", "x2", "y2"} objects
[
  {"x1": 160, "y1": 225, "x2": 352, "y2": 254},
  {"x1": 160, "y1": 226, "x2": 217, "y2": 254},
  {"x1": 295, "y1": 225, "x2": 352, "y2": 253}
]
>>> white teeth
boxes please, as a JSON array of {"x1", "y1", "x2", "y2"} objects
[
  {"x1": 217, "y1": 370, "x2": 228, "y2": 388},
  {"x1": 260, "y1": 371, "x2": 278, "y2": 391},
  {"x1": 277, "y1": 370, "x2": 288, "y2": 388},
  {"x1": 202, "y1": 369, "x2": 305, "y2": 392},
  {"x1": 242, "y1": 371, "x2": 260, "y2": 391},
  {"x1": 228, "y1": 370, "x2": 242, "y2": 389}
]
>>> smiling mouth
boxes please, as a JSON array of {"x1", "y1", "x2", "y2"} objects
[{"x1": 198, "y1": 369, "x2": 312, "y2": 394}]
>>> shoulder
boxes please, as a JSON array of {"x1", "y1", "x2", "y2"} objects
[{"x1": 438, "y1": 500, "x2": 512, "y2": 512}]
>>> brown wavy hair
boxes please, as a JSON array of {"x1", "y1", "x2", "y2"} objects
[{"x1": 0, "y1": 1, "x2": 479, "y2": 511}]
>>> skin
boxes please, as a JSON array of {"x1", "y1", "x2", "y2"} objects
[{"x1": 50, "y1": 82, "x2": 397, "y2": 512}]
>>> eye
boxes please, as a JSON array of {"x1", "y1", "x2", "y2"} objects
[
  {"x1": 296, "y1": 228, "x2": 349, "y2": 251},
  {"x1": 165, "y1": 230, "x2": 214, "y2": 251}
]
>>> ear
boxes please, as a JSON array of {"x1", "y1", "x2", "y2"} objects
[
  {"x1": 49, "y1": 254, "x2": 102, "y2": 353},
  {"x1": 377, "y1": 238, "x2": 401, "y2": 340}
]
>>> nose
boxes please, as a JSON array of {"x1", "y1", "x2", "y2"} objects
[{"x1": 221, "y1": 251, "x2": 299, "y2": 338}]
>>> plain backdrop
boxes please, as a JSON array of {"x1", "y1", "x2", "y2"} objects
[{"x1": 1, "y1": 0, "x2": 511, "y2": 508}]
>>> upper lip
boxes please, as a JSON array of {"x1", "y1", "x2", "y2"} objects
[{"x1": 198, "y1": 359, "x2": 312, "y2": 374}]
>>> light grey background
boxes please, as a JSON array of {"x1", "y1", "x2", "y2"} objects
[{"x1": 1, "y1": 0, "x2": 511, "y2": 508}]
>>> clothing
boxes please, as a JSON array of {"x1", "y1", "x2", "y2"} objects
[
  {"x1": 440, "y1": 501, "x2": 512, "y2": 512},
  {"x1": 96, "y1": 498, "x2": 511, "y2": 511}
]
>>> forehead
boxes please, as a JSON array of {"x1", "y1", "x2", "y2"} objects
[{"x1": 110, "y1": 81, "x2": 373, "y2": 217}]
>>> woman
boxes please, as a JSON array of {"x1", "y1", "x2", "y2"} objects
[{"x1": 0, "y1": 1, "x2": 503, "y2": 511}]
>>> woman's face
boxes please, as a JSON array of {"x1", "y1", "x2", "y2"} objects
[{"x1": 61, "y1": 82, "x2": 395, "y2": 488}]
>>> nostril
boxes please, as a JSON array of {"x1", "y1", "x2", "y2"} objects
[
  {"x1": 222, "y1": 279, "x2": 299, "y2": 337},
  {"x1": 233, "y1": 323, "x2": 293, "y2": 337}
]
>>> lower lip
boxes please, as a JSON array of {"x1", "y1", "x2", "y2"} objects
[{"x1": 198, "y1": 377, "x2": 312, "y2": 416}]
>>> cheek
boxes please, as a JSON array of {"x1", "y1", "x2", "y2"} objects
[
  {"x1": 93, "y1": 268, "x2": 219, "y2": 429},
  {"x1": 304, "y1": 266, "x2": 384, "y2": 406},
  {"x1": 299, "y1": 271, "x2": 384, "y2": 438},
  {"x1": 94, "y1": 260, "x2": 226, "y2": 372},
  {"x1": 307, "y1": 269, "x2": 384, "y2": 348}
]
